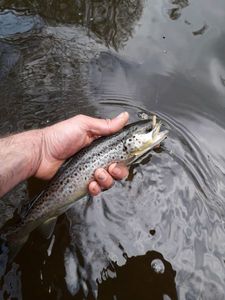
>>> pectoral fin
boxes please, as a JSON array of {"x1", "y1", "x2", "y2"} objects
[
  {"x1": 124, "y1": 155, "x2": 137, "y2": 166},
  {"x1": 38, "y1": 217, "x2": 57, "y2": 239}
]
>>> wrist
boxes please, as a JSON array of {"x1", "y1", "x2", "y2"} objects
[
  {"x1": 33, "y1": 126, "x2": 64, "y2": 180},
  {"x1": 0, "y1": 129, "x2": 43, "y2": 197},
  {"x1": 21, "y1": 129, "x2": 44, "y2": 178}
]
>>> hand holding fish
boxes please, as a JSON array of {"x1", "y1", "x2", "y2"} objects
[
  {"x1": 1, "y1": 112, "x2": 168, "y2": 259},
  {"x1": 35, "y1": 112, "x2": 130, "y2": 196},
  {"x1": 0, "y1": 113, "x2": 129, "y2": 198}
]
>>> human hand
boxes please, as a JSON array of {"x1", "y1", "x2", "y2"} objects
[{"x1": 36, "y1": 112, "x2": 129, "y2": 196}]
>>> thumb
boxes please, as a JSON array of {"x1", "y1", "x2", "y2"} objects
[{"x1": 85, "y1": 112, "x2": 129, "y2": 136}]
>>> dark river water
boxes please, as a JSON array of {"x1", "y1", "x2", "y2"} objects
[{"x1": 0, "y1": 0, "x2": 225, "y2": 299}]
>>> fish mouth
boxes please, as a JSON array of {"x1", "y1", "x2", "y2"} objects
[
  {"x1": 131, "y1": 117, "x2": 168, "y2": 157},
  {"x1": 151, "y1": 121, "x2": 169, "y2": 146}
]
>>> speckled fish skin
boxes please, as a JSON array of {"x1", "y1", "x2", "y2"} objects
[{"x1": 3, "y1": 118, "x2": 168, "y2": 242}]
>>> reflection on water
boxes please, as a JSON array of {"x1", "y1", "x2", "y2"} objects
[
  {"x1": 1, "y1": 0, "x2": 225, "y2": 299},
  {"x1": 97, "y1": 251, "x2": 177, "y2": 300},
  {"x1": 0, "y1": 10, "x2": 43, "y2": 38},
  {"x1": 168, "y1": 0, "x2": 189, "y2": 20},
  {"x1": 192, "y1": 24, "x2": 208, "y2": 36},
  {"x1": 0, "y1": 0, "x2": 143, "y2": 50}
]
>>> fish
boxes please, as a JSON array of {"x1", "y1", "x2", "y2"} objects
[{"x1": 1, "y1": 116, "x2": 168, "y2": 257}]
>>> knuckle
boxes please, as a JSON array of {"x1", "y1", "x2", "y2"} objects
[
  {"x1": 75, "y1": 114, "x2": 85, "y2": 122},
  {"x1": 105, "y1": 118, "x2": 113, "y2": 134},
  {"x1": 104, "y1": 176, "x2": 114, "y2": 189},
  {"x1": 76, "y1": 114, "x2": 84, "y2": 118}
]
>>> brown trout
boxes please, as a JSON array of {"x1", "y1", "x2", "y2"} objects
[{"x1": 1, "y1": 116, "x2": 168, "y2": 257}]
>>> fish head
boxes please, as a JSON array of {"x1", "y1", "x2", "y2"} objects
[{"x1": 124, "y1": 116, "x2": 168, "y2": 158}]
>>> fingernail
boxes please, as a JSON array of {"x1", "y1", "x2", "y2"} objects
[
  {"x1": 115, "y1": 112, "x2": 129, "y2": 119},
  {"x1": 97, "y1": 170, "x2": 107, "y2": 181},
  {"x1": 93, "y1": 185, "x2": 99, "y2": 193},
  {"x1": 112, "y1": 164, "x2": 121, "y2": 177}
]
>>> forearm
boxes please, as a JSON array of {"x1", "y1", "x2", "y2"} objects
[{"x1": 0, "y1": 130, "x2": 42, "y2": 197}]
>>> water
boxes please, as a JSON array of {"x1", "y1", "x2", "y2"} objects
[{"x1": 0, "y1": 0, "x2": 225, "y2": 299}]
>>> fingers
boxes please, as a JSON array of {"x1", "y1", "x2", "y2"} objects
[
  {"x1": 95, "y1": 168, "x2": 114, "y2": 190},
  {"x1": 78, "y1": 112, "x2": 129, "y2": 137},
  {"x1": 88, "y1": 163, "x2": 129, "y2": 196},
  {"x1": 88, "y1": 168, "x2": 114, "y2": 196},
  {"x1": 88, "y1": 181, "x2": 101, "y2": 196},
  {"x1": 108, "y1": 163, "x2": 129, "y2": 180}
]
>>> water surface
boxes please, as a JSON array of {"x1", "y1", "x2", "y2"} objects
[{"x1": 0, "y1": 0, "x2": 225, "y2": 299}]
